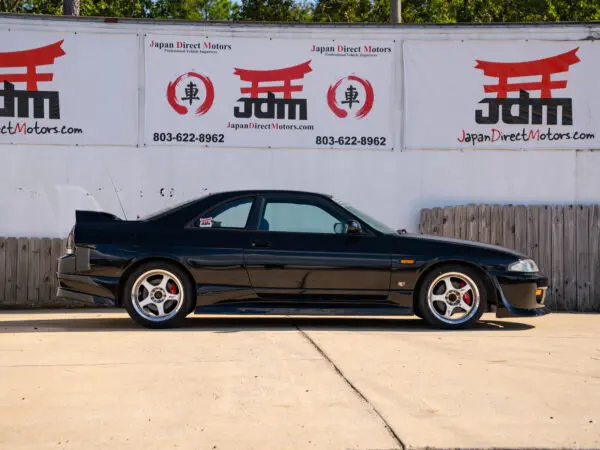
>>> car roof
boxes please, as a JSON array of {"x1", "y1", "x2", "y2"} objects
[{"x1": 211, "y1": 189, "x2": 331, "y2": 198}]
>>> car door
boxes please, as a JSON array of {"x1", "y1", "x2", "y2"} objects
[
  {"x1": 181, "y1": 195, "x2": 257, "y2": 306},
  {"x1": 244, "y1": 194, "x2": 392, "y2": 305}
]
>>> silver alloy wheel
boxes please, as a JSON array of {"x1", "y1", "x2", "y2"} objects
[
  {"x1": 426, "y1": 271, "x2": 480, "y2": 325},
  {"x1": 131, "y1": 269, "x2": 184, "y2": 322}
]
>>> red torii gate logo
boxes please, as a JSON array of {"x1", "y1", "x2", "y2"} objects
[
  {"x1": 233, "y1": 61, "x2": 312, "y2": 120},
  {"x1": 0, "y1": 40, "x2": 66, "y2": 120},
  {"x1": 474, "y1": 48, "x2": 580, "y2": 126}
]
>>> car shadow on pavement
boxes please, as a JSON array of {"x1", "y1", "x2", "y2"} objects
[{"x1": 0, "y1": 310, "x2": 535, "y2": 333}]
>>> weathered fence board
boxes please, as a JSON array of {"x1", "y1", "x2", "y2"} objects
[
  {"x1": 502, "y1": 206, "x2": 515, "y2": 251},
  {"x1": 27, "y1": 238, "x2": 41, "y2": 306},
  {"x1": 576, "y1": 206, "x2": 592, "y2": 311},
  {"x1": 514, "y1": 205, "x2": 528, "y2": 256},
  {"x1": 478, "y1": 204, "x2": 491, "y2": 244},
  {"x1": 442, "y1": 206, "x2": 455, "y2": 238},
  {"x1": 563, "y1": 206, "x2": 577, "y2": 311},
  {"x1": 490, "y1": 205, "x2": 503, "y2": 247},
  {"x1": 431, "y1": 207, "x2": 443, "y2": 236},
  {"x1": 455, "y1": 205, "x2": 468, "y2": 240},
  {"x1": 16, "y1": 238, "x2": 29, "y2": 305},
  {"x1": 590, "y1": 206, "x2": 600, "y2": 313},
  {"x1": 39, "y1": 238, "x2": 52, "y2": 304},
  {"x1": 50, "y1": 238, "x2": 63, "y2": 305},
  {"x1": 0, "y1": 238, "x2": 5, "y2": 304},
  {"x1": 551, "y1": 206, "x2": 565, "y2": 311},
  {"x1": 466, "y1": 205, "x2": 479, "y2": 242},
  {"x1": 420, "y1": 209, "x2": 431, "y2": 234},
  {"x1": 527, "y1": 206, "x2": 540, "y2": 265},
  {"x1": 539, "y1": 206, "x2": 553, "y2": 308},
  {"x1": 5, "y1": 238, "x2": 17, "y2": 304},
  {"x1": 420, "y1": 204, "x2": 600, "y2": 312}
]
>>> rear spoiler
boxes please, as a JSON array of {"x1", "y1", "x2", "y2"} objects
[{"x1": 75, "y1": 210, "x2": 122, "y2": 223}]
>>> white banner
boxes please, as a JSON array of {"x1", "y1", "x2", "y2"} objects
[
  {"x1": 144, "y1": 35, "x2": 396, "y2": 150},
  {"x1": 404, "y1": 41, "x2": 600, "y2": 150},
  {"x1": 0, "y1": 31, "x2": 138, "y2": 146}
]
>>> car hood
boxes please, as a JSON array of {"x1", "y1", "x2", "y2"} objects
[{"x1": 400, "y1": 233, "x2": 527, "y2": 259}]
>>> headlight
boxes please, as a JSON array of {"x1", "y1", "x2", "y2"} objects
[{"x1": 508, "y1": 259, "x2": 539, "y2": 273}]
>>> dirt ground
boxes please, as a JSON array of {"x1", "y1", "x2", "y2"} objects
[{"x1": 0, "y1": 310, "x2": 598, "y2": 450}]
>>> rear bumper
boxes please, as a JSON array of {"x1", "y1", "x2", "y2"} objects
[
  {"x1": 57, "y1": 286, "x2": 115, "y2": 307},
  {"x1": 56, "y1": 254, "x2": 118, "y2": 307},
  {"x1": 492, "y1": 272, "x2": 550, "y2": 318}
]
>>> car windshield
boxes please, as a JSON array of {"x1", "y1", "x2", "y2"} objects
[{"x1": 332, "y1": 197, "x2": 398, "y2": 235}]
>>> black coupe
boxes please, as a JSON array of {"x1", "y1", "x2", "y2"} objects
[{"x1": 57, "y1": 190, "x2": 549, "y2": 329}]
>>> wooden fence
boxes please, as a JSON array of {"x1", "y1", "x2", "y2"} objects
[
  {"x1": 419, "y1": 204, "x2": 600, "y2": 312},
  {"x1": 0, "y1": 237, "x2": 85, "y2": 308}
]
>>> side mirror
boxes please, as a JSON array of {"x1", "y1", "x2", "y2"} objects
[{"x1": 346, "y1": 219, "x2": 363, "y2": 234}]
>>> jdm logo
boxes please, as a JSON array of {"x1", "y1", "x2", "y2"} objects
[
  {"x1": 474, "y1": 48, "x2": 580, "y2": 126},
  {"x1": 327, "y1": 75, "x2": 374, "y2": 119},
  {"x1": 0, "y1": 40, "x2": 66, "y2": 120},
  {"x1": 233, "y1": 61, "x2": 312, "y2": 121},
  {"x1": 167, "y1": 72, "x2": 215, "y2": 116}
]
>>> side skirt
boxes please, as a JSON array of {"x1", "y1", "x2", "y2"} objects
[{"x1": 193, "y1": 305, "x2": 414, "y2": 316}]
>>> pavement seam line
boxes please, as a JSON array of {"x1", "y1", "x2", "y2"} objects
[{"x1": 295, "y1": 324, "x2": 407, "y2": 450}]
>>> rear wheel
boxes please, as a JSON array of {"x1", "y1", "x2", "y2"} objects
[
  {"x1": 417, "y1": 265, "x2": 487, "y2": 329},
  {"x1": 123, "y1": 262, "x2": 194, "y2": 329}
]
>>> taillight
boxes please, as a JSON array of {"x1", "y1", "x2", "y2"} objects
[{"x1": 66, "y1": 227, "x2": 75, "y2": 254}]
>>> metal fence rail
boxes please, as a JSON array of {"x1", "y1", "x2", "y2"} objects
[{"x1": 419, "y1": 204, "x2": 600, "y2": 312}]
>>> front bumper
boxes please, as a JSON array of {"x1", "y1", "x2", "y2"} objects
[
  {"x1": 56, "y1": 254, "x2": 118, "y2": 307},
  {"x1": 492, "y1": 272, "x2": 550, "y2": 318}
]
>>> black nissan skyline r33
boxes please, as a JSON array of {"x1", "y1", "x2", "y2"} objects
[{"x1": 57, "y1": 190, "x2": 549, "y2": 329}]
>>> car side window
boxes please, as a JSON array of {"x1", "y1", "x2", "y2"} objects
[
  {"x1": 260, "y1": 200, "x2": 344, "y2": 234},
  {"x1": 194, "y1": 197, "x2": 253, "y2": 229}
]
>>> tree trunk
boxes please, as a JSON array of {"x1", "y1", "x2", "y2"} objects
[{"x1": 63, "y1": 0, "x2": 80, "y2": 16}]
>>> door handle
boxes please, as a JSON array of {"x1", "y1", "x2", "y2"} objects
[{"x1": 252, "y1": 240, "x2": 272, "y2": 248}]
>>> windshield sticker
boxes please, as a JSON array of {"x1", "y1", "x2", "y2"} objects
[{"x1": 198, "y1": 217, "x2": 213, "y2": 228}]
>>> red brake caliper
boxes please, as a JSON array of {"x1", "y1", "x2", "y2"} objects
[
  {"x1": 168, "y1": 282, "x2": 177, "y2": 295},
  {"x1": 459, "y1": 281, "x2": 472, "y2": 305}
]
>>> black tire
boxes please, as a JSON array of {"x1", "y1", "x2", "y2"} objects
[
  {"x1": 417, "y1": 264, "x2": 487, "y2": 329},
  {"x1": 123, "y1": 262, "x2": 194, "y2": 329}
]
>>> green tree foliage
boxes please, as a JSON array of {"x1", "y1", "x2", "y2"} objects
[
  {"x1": 401, "y1": 0, "x2": 455, "y2": 23},
  {"x1": 235, "y1": 0, "x2": 313, "y2": 21},
  {"x1": 3, "y1": 0, "x2": 600, "y2": 23},
  {"x1": 150, "y1": 0, "x2": 236, "y2": 20},
  {"x1": 545, "y1": 0, "x2": 600, "y2": 21},
  {"x1": 401, "y1": 0, "x2": 600, "y2": 23},
  {"x1": 312, "y1": 0, "x2": 371, "y2": 22},
  {"x1": 7, "y1": 0, "x2": 63, "y2": 14},
  {"x1": 369, "y1": 0, "x2": 390, "y2": 21},
  {"x1": 6, "y1": 0, "x2": 236, "y2": 19},
  {"x1": 80, "y1": 0, "x2": 152, "y2": 18}
]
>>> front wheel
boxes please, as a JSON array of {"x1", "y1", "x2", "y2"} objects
[
  {"x1": 123, "y1": 262, "x2": 194, "y2": 329},
  {"x1": 417, "y1": 265, "x2": 487, "y2": 329}
]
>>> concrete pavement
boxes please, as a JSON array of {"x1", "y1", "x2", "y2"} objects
[{"x1": 0, "y1": 311, "x2": 598, "y2": 449}]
